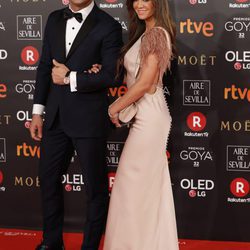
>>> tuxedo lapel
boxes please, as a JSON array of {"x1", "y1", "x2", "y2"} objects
[
  {"x1": 66, "y1": 5, "x2": 98, "y2": 62},
  {"x1": 56, "y1": 10, "x2": 67, "y2": 62}
]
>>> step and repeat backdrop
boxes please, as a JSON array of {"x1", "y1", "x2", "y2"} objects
[{"x1": 0, "y1": 0, "x2": 249, "y2": 244}]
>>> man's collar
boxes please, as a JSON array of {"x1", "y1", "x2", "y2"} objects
[{"x1": 69, "y1": 1, "x2": 94, "y2": 17}]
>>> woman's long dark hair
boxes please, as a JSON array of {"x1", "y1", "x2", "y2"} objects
[{"x1": 116, "y1": 0, "x2": 176, "y2": 79}]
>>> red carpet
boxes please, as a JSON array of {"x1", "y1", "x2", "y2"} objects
[{"x1": 0, "y1": 229, "x2": 250, "y2": 250}]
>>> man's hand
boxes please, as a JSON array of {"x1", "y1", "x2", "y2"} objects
[
  {"x1": 52, "y1": 59, "x2": 70, "y2": 85},
  {"x1": 30, "y1": 114, "x2": 43, "y2": 141}
]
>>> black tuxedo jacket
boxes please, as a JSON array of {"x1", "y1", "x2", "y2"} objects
[{"x1": 34, "y1": 4, "x2": 123, "y2": 137}]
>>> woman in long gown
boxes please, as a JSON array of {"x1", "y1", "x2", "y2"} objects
[{"x1": 102, "y1": 0, "x2": 179, "y2": 249}]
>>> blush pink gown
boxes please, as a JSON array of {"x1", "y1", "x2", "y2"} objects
[{"x1": 103, "y1": 27, "x2": 179, "y2": 250}]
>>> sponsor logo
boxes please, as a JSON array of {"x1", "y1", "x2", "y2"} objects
[
  {"x1": 19, "y1": 46, "x2": 39, "y2": 71},
  {"x1": 178, "y1": 54, "x2": 216, "y2": 66},
  {"x1": 0, "y1": 115, "x2": 11, "y2": 125},
  {"x1": 17, "y1": 143, "x2": 40, "y2": 158},
  {"x1": 227, "y1": 145, "x2": 250, "y2": 172},
  {"x1": 0, "y1": 171, "x2": 3, "y2": 184},
  {"x1": 0, "y1": 22, "x2": 6, "y2": 31},
  {"x1": 229, "y1": 0, "x2": 250, "y2": 9},
  {"x1": 17, "y1": 15, "x2": 42, "y2": 40},
  {"x1": 179, "y1": 19, "x2": 214, "y2": 37},
  {"x1": 99, "y1": 0, "x2": 123, "y2": 9},
  {"x1": 227, "y1": 178, "x2": 250, "y2": 203},
  {"x1": 224, "y1": 84, "x2": 250, "y2": 102},
  {"x1": 114, "y1": 17, "x2": 128, "y2": 31},
  {"x1": 63, "y1": 174, "x2": 84, "y2": 192},
  {"x1": 0, "y1": 49, "x2": 8, "y2": 60},
  {"x1": 62, "y1": 0, "x2": 69, "y2": 5},
  {"x1": 185, "y1": 112, "x2": 208, "y2": 137},
  {"x1": 15, "y1": 176, "x2": 40, "y2": 187},
  {"x1": 181, "y1": 178, "x2": 215, "y2": 198},
  {"x1": 225, "y1": 17, "x2": 250, "y2": 39},
  {"x1": 189, "y1": 0, "x2": 207, "y2": 4},
  {"x1": 225, "y1": 51, "x2": 250, "y2": 70},
  {"x1": 106, "y1": 142, "x2": 125, "y2": 167},
  {"x1": 221, "y1": 120, "x2": 250, "y2": 132},
  {"x1": 180, "y1": 146, "x2": 213, "y2": 168},
  {"x1": 0, "y1": 138, "x2": 6, "y2": 163},
  {"x1": 15, "y1": 80, "x2": 35, "y2": 100},
  {"x1": 108, "y1": 81, "x2": 128, "y2": 97},
  {"x1": 108, "y1": 172, "x2": 116, "y2": 192},
  {"x1": 0, "y1": 171, "x2": 6, "y2": 192},
  {"x1": 183, "y1": 80, "x2": 210, "y2": 106},
  {"x1": 0, "y1": 84, "x2": 7, "y2": 98}
]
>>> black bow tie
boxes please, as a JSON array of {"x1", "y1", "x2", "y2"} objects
[{"x1": 63, "y1": 8, "x2": 83, "y2": 23}]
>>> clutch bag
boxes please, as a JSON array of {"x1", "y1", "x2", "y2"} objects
[{"x1": 112, "y1": 97, "x2": 138, "y2": 123}]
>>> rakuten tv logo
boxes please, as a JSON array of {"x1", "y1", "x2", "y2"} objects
[
  {"x1": 230, "y1": 178, "x2": 249, "y2": 197},
  {"x1": 187, "y1": 112, "x2": 207, "y2": 131},
  {"x1": 225, "y1": 51, "x2": 250, "y2": 70},
  {"x1": 0, "y1": 171, "x2": 3, "y2": 185},
  {"x1": 62, "y1": 0, "x2": 69, "y2": 5},
  {"x1": 21, "y1": 46, "x2": 39, "y2": 65},
  {"x1": 179, "y1": 19, "x2": 214, "y2": 37},
  {"x1": 108, "y1": 172, "x2": 116, "y2": 192}
]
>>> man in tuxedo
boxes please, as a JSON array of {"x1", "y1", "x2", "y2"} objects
[{"x1": 29, "y1": 0, "x2": 123, "y2": 249}]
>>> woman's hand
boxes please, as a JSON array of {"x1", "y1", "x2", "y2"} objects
[
  {"x1": 85, "y1": 64, "x2": 102, "y2": 74},
  {"x1": 108, "y1": 106, "x2": 121, "y2": 128}
]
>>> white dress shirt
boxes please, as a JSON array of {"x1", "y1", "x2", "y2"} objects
[{"x1": 32, "y1": 1, "x2": 94, "y2": 115}]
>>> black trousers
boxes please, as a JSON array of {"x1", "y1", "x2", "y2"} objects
[{"x1": 39, "y1": 116, "x2": 109, "y2": 250}]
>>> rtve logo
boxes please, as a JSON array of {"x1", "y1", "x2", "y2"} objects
[
  {"x1": 230, "y1": 178, "x2": 249, "y2": 197},
  {"x1": 21, "y1": 46, "x2": 39, "y2": 65},
  {"x1": 224, "y1": 85, "x2": 250, "y2": 102},
  {"x1": 17, "y1": 142, "x2": 40, "y2": 158},
  {"x1": 179, "y1": 19, "x2": 214, "y2": 37},
  {"x1": 187, "y1": 112, "x2": 207, "y2": 131},
  {"x1": 0, "y1": 84, "x2": 7, "y2": 98}
]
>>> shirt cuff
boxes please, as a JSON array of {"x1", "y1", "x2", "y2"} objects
[
  {"x1": 32, "y1": 104, "x2": 45, "y2": 115},
  {"x1": 70, "y1": 71, "x2": 77, "y2": 92}
]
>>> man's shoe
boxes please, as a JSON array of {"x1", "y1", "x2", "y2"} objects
[{"x1": 35, "y1": 243, "x2": 65, "y2": 250}]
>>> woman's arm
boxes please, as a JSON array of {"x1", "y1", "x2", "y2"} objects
[{"x1": 109, "y1": 53, "x2": 159, "y2": 116}]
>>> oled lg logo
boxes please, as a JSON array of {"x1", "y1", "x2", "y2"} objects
[
  {"x1": 189, "y1": 0, "x2": 207, "y2": 5},
  {"x1": 0, "y1": 49, "x2": 8, "y2": 60},
  {"x1": 225, "y1": 51, "x2": 250, "y2": 70},
  {"x1": 179, "y1": 19, "x2": 214, "y2": 37},
  {"x1": 63, "y1": 174, "x2": 84, "y2": 192},
  {"x1": 228, "y1": 178, "x2": 250, "y2": 203},
  {"x1": 19, "y1": 46, "x2": 39, "y2": 71},
  {"x1": 184, "y1": 112, "x2": 208, "y2": 137},
  {"x1": 181, "y1": 179, "x2": 215, "y2": 198}
]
